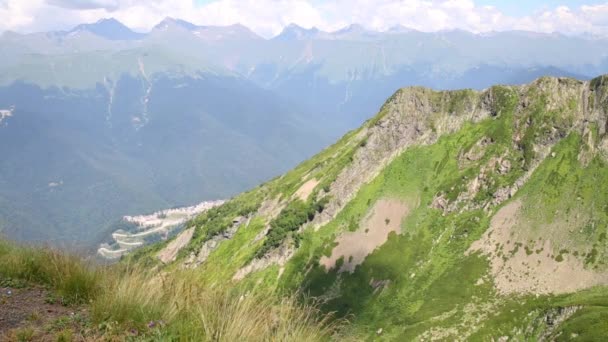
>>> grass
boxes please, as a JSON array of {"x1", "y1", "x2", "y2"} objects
[
  {"x1": 0, "y1": 239, "x2": 100, "y2": 305},
  {"x1": 274, "y1": 117, "x2": 503, "y2": 338},
  {"x1": 91, "y1": 268, "x2": 345, "y2": 340},
  {"x1": 55, "y1": 329, "x2": 73, "y2": 342},
  {"x1": 0, "y1": 238, "x2": 347, "y2": 341}
]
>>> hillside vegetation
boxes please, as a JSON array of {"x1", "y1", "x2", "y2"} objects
[
  {"x1": 129, "y1": 75, "x2": 608, "y2": 340},
  {"x1": 3, "y1": 75, "x2": 608, "y2": 340}
]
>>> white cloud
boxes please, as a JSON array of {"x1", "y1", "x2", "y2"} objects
[
  {"x1": 1, "y1": 0, "x2": 608, "y2": 37},
  {"x1": 46, "y1": 0, "x2": 120, "y2": 11}
]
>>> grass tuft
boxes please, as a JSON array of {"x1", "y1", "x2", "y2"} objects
[{"x1": 0, "y1": 239, "x2": 100, "y2": 304}]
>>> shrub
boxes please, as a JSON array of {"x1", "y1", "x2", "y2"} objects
[{"x1": 256, "y1": 197, "x2": 329, "y2": 258}]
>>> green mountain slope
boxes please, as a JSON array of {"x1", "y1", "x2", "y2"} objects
[{"x1": 132, "y1": 74, "x2": 608, "y2": 340}]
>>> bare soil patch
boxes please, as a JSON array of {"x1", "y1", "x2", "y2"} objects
[
  {"x1": 0, "y1": 286, "x2": 90, "y2": 341},
  {"x1": 158, "y1": 227, "x2": 195, "y2": 264},
  {"x1": 294, "y1": 179, "x2": 319, "y2": 201},
  {"x1": 320, "y1": 199, "x2": 409, "y2": 273},
  {"x1": 468, "y1": 200, "x2": 608, "y2": 295}
]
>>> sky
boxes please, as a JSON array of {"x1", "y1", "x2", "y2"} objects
[{"x1": 1, "y1": 0, "x2": 608, "y2": 38}]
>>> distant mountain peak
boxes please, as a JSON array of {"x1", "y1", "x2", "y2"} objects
[
  {"x1": 335, "y1": 23, "x2": 366, "y2": 34},
  {"x1": 274, "y1": 23, "x2": 326, "y2": 40},
  {"x1": 222, "y1": 24, "x2": 263, "y2": 40},
  {"x1": 330, "y1": 23, "x2": 380, "y2": 40},
  {"x1": 387, "y1": 24, "x2": 416, "y2": 33},
  {"x1": 154, "y1": 17, "x2": 199, "y2": 31},
  {"x1": 285, "y1": 23, "x2": 318, "y2": 31},
  {"x1": 94, "y1": 18, "x2": 121, "y2": 25},
  {"x1": 1, "y1": 30, "x2": 21, "y2": 39},
  {"x1": 227, "y1": 23, "x2": 248, "y2": 30},
  {"x1": 69, "y1": 18, "x2": 143, "y2": 40},
  {"x1": 150, "y1": 18, "x2": 261, "y2": 41}
]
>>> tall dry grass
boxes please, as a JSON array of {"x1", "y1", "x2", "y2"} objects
[
  {"x1": 91, "y1": 268, "x2": 344, "y2": 340},
  {"x1": 0, "y1": 239, "x2": 346, "y2": 340}
]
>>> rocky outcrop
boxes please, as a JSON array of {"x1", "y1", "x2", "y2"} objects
[
  {"x1": 233, "y1": 241, "x2": 294, "y2": 280},
  {"x1": 312, "y1": 88, "x2": 493, "y2": 229},
  {"x1": 538, "y1": 306, "x2": 581, "y2": 341},
  {"x1": 430, "y1": 76, "x2": 608, "y2": 215},
  {"x1": 458, "y1": 136, "x2": 493, "y2": 167}
]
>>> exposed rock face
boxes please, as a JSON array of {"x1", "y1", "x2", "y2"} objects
[
  {"x1": 430, "y1": 77, "x2": 608, "y2": 215},
  {"x1": 233, "y1": 241, "x2": 295, "y2": 280},
  {"x1": 600, "y1": 136, "x2": 608, "y2": 159},
  {"x1": 539, "y1": 306, "x2": 581, "y2": 341},
  {"x1": 459, "y1": 136, "x2": 493, "y2": 167},
  {"x1": 313, "y1": 88, "x2": 493, "y2": 228}
]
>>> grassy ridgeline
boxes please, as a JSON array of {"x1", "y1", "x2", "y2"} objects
[{"x1": 0, "y1": 239, "x2": 345, "y2": 341}]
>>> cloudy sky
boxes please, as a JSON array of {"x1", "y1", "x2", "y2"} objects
[{"x1": 1, "y1": 0, "x2": 608, "y2": 37}]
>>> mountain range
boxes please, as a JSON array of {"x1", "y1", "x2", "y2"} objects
[{"x1": 2, "y1": 18, "x2": 608, "y2": 248}]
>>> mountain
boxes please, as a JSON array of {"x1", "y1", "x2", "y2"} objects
[
  {"x1": 195, "y1": 23, "x2": 262, "y2": 41},
  {"x1": 129, "y1": 75, "x2": 608, "y2": 340},
  {"x1": 273, "y1": 24, "x2": 330, "y2": 41},
  {"x1": 386, "y1": 24, "x2": 417, "y2": 34},
  {"x1": 330, "y1": 23, "x2": 378, "y2": 40},
  {"x1": 273, "y1": 23, "x2": 378, "y2": 41},
  {"x1": 152, "y1": 17, "x2": 262, "y2": 41},
  {"x1": 153, "y1": 17, "x2": 200, "y2": 31},
  {"x1": 68, "y1": 18, "x2": 145, "y2": 40}
]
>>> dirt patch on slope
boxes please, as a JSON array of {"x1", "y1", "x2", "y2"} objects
[
  {"x1": 468, "y1": 200, "x2": 608, "y2": 295},
  {"x1": 0, "y1": 286, "x2": 90, "y2": 340},
  {"x1": 320, "y1": 199, "x2": 409, "y2": 273},
  {"x1": 158, "y1": 227, "x2": 195, "y2": 264},
  {"x1": 294, "y1": 179, "x2": 319, "y2": 201}
]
